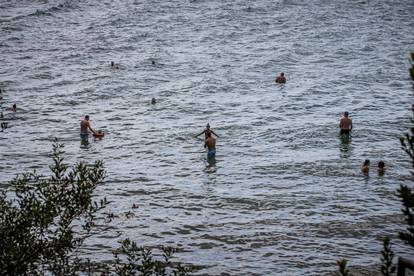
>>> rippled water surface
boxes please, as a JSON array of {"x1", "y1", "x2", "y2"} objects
[{"x1": 1, "y1": 0, "x2": 414, "y2": 274}]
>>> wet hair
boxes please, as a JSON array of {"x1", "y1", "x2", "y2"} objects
[
  {"x1": 378, "y1": 161, "x2": 385, "y2": 168},
  {"x1": 344, "y1": 111, "x2": 349, "y2": 117},
  {"x1": 111, "y1": 61, "x2": 114, "y2": 66},
  {"x1": 85, "y1": 115, "x2": 90, "y2": 119},
  {"x1": 363, "y1": 159, "x2": 370, "y2": 166},
  {"x1": 151, "y1": 98, "x2": 156, "y2": 104},
  {"x1": 206, "y1": 123, "x2": 210, "y2": 128},
  {"x1": 281, "y1": 72, "x2": 284, "y2": 76}
]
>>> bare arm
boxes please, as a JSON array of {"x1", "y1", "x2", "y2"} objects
[
  {"x1": 210, "y1": 130, "x2": 219, "y2": 138},
  {"x1": 87, "y1": 122, "x2": 96, "y2": 134},
  {"x1": 195, "y1": 130, "x2": 205, "y2": 137},
  {"x1": 339, "y1": 118, "x2": 343, "y2": 129}
]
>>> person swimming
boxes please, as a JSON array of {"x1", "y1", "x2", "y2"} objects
[
  {"x1": 111, "y1": 61, "x2": 120, "y2": 69},
  {"x1": 1, "y1": 122, "x2": 8, "y2": 130},
  {"x1": 151, "y1": 98, "x2": 156, "y2": 104},
  {"x1": 377, "y1": 160, "x2": 385, "y2": 175},
  {"x1": 12, "y1": 104, "x2": 16, "y2": 112},
  {"x1": 275, "y1": 72, "x2": 286, "y2": 84},
  {"x1": 361, "y1": 159, "x2": 370, "y2": 175}
]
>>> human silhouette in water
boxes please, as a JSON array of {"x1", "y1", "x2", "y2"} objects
[
  {"x1": 196, "y1": 123, "x2": 219, "y2": 140},
  {"x1": 275, "y1": 72, "x2": 286, "y2": 84}
]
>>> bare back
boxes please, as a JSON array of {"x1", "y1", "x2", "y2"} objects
[
  {"x1": 80, "y1": 119, "x2": 90, "y2": 133},
  {"x1": 339, "y1": 117, "x2": 352, "y2": 130},
  {"x1": 205, "y1": 137, "x2": 216, "y2": 150}
]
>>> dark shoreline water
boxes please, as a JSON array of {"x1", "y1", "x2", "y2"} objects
[{"x1": 1, "y1": 0, "x2": 414, "y2": 274}]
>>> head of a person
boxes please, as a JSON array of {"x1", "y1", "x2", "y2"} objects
[
  {"x1": 281, "y1": 72, "x2": 284, "y2": 77},
  {"x1": 111, "y1": 61, "x2": 114, "y2": 67},
  {"x1": 344, "y1": 111, "x2": 349, "y2": 117},
  {"x1": 85, "y1": 115, "x2": 90, "y2": 121},
  {"x1": 378, "y1": 161, "x2": 385, "y2": 168},
  {"x1": 206, "y1": 123, "x2": 210, "y2": 129},
  {"x1": 363, "y1": 159, "x2": 370, "y2": 166},
  {"x1": 151, "y1": 98, "x2": 156, "y2": 104}
]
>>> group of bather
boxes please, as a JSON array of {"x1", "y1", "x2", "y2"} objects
[{"x1": 80, "y1": 66, "x2": 383, "y2": 173}]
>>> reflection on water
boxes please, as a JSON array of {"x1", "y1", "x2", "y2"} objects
[
  {"x1": 339, "y1": 133, "x2": 352, "y2": 158},
  {"x1": 205, "y1": 155, "x2": 217, "y2": 173}
]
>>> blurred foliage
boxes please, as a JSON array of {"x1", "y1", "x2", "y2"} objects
[
  {"x1": 336, "y1": 259, "x2": 349, "y2": 276},
  {"x1": 380, "y1": 237, "x2": 396, "y2": 276},
  {"x1": 0, "y1": 139, "x2": 192, "y2": 275}
]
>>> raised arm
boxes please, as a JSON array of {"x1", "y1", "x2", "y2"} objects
[
  {"x1": 195, "y1": 129, "x2": 205, "y2": 137},
  {"x1": 210, "y1": 130, "x2": 219, "y2": 138}
]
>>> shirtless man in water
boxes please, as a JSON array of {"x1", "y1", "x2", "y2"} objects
[
  {"x1": 204, "y1": 132, "x2": 216, "y2": 159},
  {"x1": 80, "y1": 115, "x2": 96, "y2": 140},
  {"x1": 275, "y1": 72, "x2": 286, "y2": 84},
  {"x1": 339, "y1": 111, "x2": 352, "y2": 135}
]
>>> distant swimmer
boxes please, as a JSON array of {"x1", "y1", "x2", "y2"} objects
[
  {"x1": 12, "y1": 103, "x2": 16, "y2": 112},
  {"x1": 361, "y1": 159, "x2": 370, "y2": 175},
  {"x1": 80, "y1": 115, "x2": 96, "y2": 141},
  {"x1": 275, "y1": 72, "x2": 286, "y2": 84},
  {"x1": 1, "y1": 122, "x2": 8, "y2": 130},
  {"x1": 151, "y1": 97, "x2": 156, "y2": 104},
  {"x1": 339, "y1": 111, "x2": 352, "y2": 135},
  {"x1": 111, "y1": 61, "x2": 120, "y2": 69},
  {"x1": 196, "y1": 123, "x2": 219, "y2": 140},
  {"x1": 151, "y1": 60, "x2": 156, "y2": 65},
  {"x1": 377, "y1": 160, "x2": 385, "y2": 175},
  {"x1": 204, "y1": 131, "x2": 216, "y2": 159}
]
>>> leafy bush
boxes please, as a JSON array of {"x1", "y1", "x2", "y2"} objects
[{"x1": 0, "y1": 139, "x2": 191, "y2": 275}]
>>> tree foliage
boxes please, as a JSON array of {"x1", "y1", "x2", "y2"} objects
[
  {"x1": 336, "y1": 258, "x2": 349, "y2": 276},
  {"x1": 380, "y1": 237, "x2": 396, "y2": 276},
  {"x1": 0, "y1": 139, "x2": 107, "y2": 275},
  {"x1": 114, "y1": 239, "x2": 192, "y2": 276},
  {"x1": 0, "y1": 139, "x2": 192, "y2": 275},
  {"x1": 397, "y1": 52, "x2": 414, "y2": 247}
]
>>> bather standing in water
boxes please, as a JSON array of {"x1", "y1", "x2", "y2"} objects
[
  {"x1": 204, "y1": 131, "x2": 216, "y2": 159},
  {"x1": 339, "y1": 111, "x2": 352, "y2": 135},
  {"x1": 80, "y1": 115, "x2": 96, "y2": 141}
]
